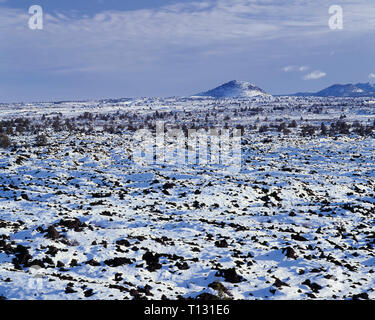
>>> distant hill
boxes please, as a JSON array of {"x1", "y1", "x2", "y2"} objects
[
  {"x1": 194, "y1": 80, "x2": 271, "y2": 98},
  {"x1": 294, "y1": 82, "x2": 375, "y2": 97}
]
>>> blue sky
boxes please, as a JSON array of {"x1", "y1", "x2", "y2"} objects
[{"x1": 0, "y1": 0, "x2": 374, "y2": 102}]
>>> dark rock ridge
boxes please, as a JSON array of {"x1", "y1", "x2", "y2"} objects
[{"x1": 294, "y1": 82, "x2": 375, "y2": 97}]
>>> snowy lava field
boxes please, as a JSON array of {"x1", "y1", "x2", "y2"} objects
[{"x1": 0, "y1": 96, "x2": 375, "y2": 300}]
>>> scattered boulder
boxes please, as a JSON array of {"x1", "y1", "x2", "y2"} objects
[
  {"x1": 352, "y1": 292, "x2": 369, "y2": 300},
  {"x1": 58, "y1": 219, "x2": 86, "y2": 232},
  {"x1": 302, "y1": 279, "x2": 323, "y2": 293},
  {"x1": 130, "y1": 289, "x2": 147, "y2": 300},
  {"x1": 273, "y1": 278, "x2": 290, "y2": 288},
  {"x1": 137, "y1": 285, "x2": 153, "y2": 297},
  {"x1": 84, "y1": 288, "x2": 95, "y2": 298},
  {"x1": 215, "y1": 239, "x2": 229, "y2": 248},
  {"x1": 104, "y1": 257, "x2": 132, "y2": 267},
  {"x1": 65, "y1": 284, "x2": 77, "y2": 294},
  {"x1": 116, "y1": 239, "x2": 131, "y2": 247},
  {"x1": 142, "y1": 252, "x2": 162, "y2": 272},
  {"x1": 215, "y1": 268, "x2": 243, "y2": 283},
  {"x1": 292, "y1": 234, "x2": 308, "y2": 242},
  {"x1": 70, "y1": 259, "x2": 79, "y2": 267},
  {"x1": 196, "y1": 292, "x2": 220, "y2": 300},
  {"x1": 282, "y1": 247, "x2": 297, "y2": 259},
  {"x1": 46, "y1": 226, "x2": 60, "y2": 240},
  {"x1": 12, "y1": 245, "x2": 32, "y2": 268},
  {"x1": 91, "y1": 192, "x2": 112, "y2": 198},
  {"x1": 175, "y1": 262, "x2": 190, "y2": 270},
  {"x1": 86, "y1": 259, "x2": 101, "y2": 267},
  {"x1": 208, "y1": 281, "x2": 232, "y2": 297}
]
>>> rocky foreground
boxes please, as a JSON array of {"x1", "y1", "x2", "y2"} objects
[{"x1": 0, "y1": 128, "x2": 374, "y2": 300}]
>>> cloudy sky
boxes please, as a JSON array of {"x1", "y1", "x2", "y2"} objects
[{"x1": 0, "y1": 0, "x2": 374, "y2": 102}]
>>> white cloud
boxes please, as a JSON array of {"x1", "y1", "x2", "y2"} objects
[
  {"x1": 283, "y1": 65, "x2": 309, "y2": 72},
  {"x1": 0, "y1": 0, "x2": 372, "y2": 89},
  {"x1": 369, "y1": 73, "x2": 375, "y2": 79},
  {"x1": 283, "y1": 65, "x2": 298, "y2": 72},
  {"x1": 299, "y1": 66, "x2": 309, "y2": 72},
  {"x1": 303, "y1": 70, "x2": 327, "y2": 80}
]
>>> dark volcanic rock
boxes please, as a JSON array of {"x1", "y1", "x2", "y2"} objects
[
  {"x1": 70, "y1": 259, "x2": 79, "y2": 267},
  {"x1": 352, "y1": 292, "x2": 369, "y2": 300},
  {"x1": 13, "y1": 245, "x2": 32, "y2": 268},
  {"x1": 208, "y1": 281, "x2": 232, "y2": 296},
  {"x1": 196, "y1": 292, "x2": 220, "y2": 300},
  {"x1": 215, "y1": 268, "x2": 243, "y2": 283},
  {"x1": 56, "y1": 261, "x2": 65, "y2": 268},
  {"x1": 21, "y1": 193, "x2": 29, "y2": 201},
  {"x1": 58, "y1": 218, "x2": 86, "y2": 232},
  {"x1": 142, "y1": 251, "x2": 162, "y2": 272},
  {"x1": 130, "y1": 289, "x2": 148, "y2": 300},
  {"x1": 215, "y1": 239, "x2": 229, "y2": 248},
  {"x1": 282, "y1": 247, "x2": 297, "y2": 259},
  {"x1": 116, "y1": 239, "x2": 131, "y2": 247},
  {"x1": 29, "y1": 259, "x2": 45, "y2": 268},
  {"x1": 86, "y1": 259, "x2": 101, "y2": 267},
  {"x1": 65, "y1": 285, "x2": 77, "y2": 294},
  {"x1": 175, "y1": 262, "x2": 190, "y2": 270},
  {"x1": 138, "y1": 284, "x2": 153, "y2": 297},
  {"x1": 292, "y1": 234, "x2": 308, "y2": 242},
  {"x1": 302, "y1": 279, "x2": 323, "y2": 293},
  {"x1": 46, "y1": 226, "x2": 60, "y2": 240},
  {"x1": 46, "y1": 246, "x2": 58, "y2": 257},
  {"x1": 91, "y1": 192, "x2": 112, "y2": 198},
  {"x1": 104, "y1": 257, "x2": 132, "y2": 267},
  {"x1": 273, "y1": 278, "x2": 290, "y2": 288},
  {"x1": 84, "y1": 288, "x2": 95, "y2": 297}
]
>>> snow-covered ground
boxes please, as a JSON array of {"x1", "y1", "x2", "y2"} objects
[{"x1": 0, "y1": 96, "x2": 374, "y2": 300}]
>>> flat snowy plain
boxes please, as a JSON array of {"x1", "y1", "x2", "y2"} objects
[{"x1": 0, "y1": 96, "x2": 374, "y2": 300}]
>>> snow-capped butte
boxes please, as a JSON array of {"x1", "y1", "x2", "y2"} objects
[{"x1": 194, "y1": 80, "x2": 271, "y2": 98}]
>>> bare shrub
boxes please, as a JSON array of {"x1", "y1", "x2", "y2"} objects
[
  {"x1": 0, "y1": 133, "x2": 11, "y2": 148},
  {"x1": 35, "y1": 134, "x2": 48, "y2": 147}
]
